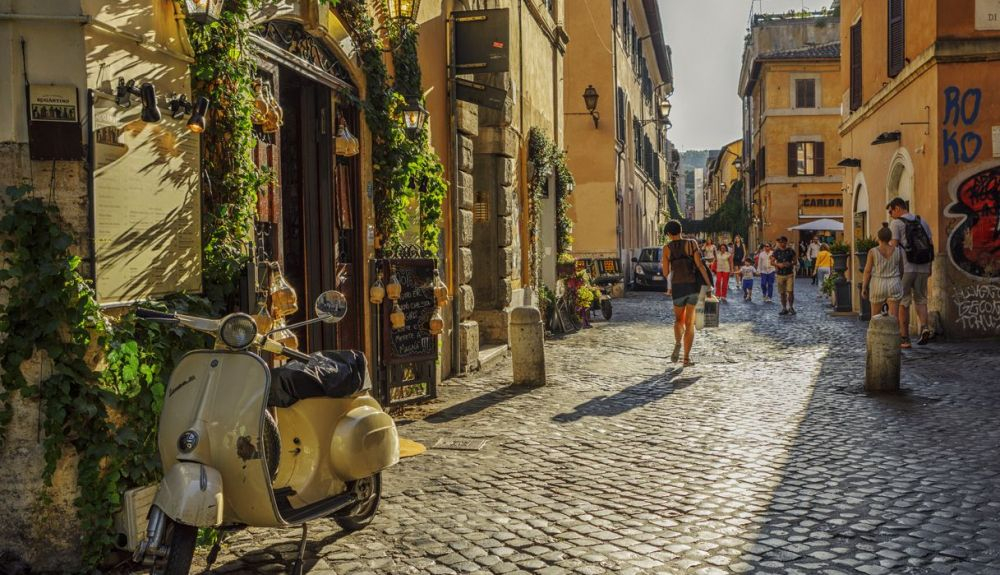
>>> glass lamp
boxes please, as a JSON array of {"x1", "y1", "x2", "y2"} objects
[{"x1": 183, "y1": 0, "x2": 224, "y2": 24}]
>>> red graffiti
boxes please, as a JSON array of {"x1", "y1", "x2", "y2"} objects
[{"x1": 948, "y1": 165, "x2": 1000, "y2": 277}]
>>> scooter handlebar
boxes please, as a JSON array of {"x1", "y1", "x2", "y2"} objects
[{"x1": 135, "y1": 308, "x2": 179, "y2": 322}]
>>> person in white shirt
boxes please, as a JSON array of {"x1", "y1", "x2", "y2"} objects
[
  {"x1": 807, "y1": 238, "x2": 821, "y2": 285},
  {"x1": 756, "y1": 243, "x2": 776, "y2": 303}
]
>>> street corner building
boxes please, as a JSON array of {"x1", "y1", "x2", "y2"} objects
[
  {"x1": 838, "y1": 0, "x2": 1000, "y2": 339},
  {"x1": 417, "y1": 0, "x2": 569, "y2": 373},
  {"x1": 739, "y1": 6, "x2": 844, "y2": 250}
]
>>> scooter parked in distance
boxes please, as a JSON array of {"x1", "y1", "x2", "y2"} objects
[{"x1": 126, "y1": 291, "x2": 399, "y2": 575}]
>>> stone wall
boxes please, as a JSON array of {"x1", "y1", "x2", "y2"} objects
[
  {"x1": 455, "y1": 102, "x2": 481, "y2": 371},
  {"x1": 0, "y1": 144, "x2": 89, "y2": 570}
]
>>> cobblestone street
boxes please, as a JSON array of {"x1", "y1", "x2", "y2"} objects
[{"x1": 197, "y1": 279, "x2": 1000, "y2": 575}]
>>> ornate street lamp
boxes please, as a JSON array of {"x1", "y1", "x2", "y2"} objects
[
  {"x1": 582, "y1": 85, "x2": 599, "y2": 128},
  {"x1": 182, "y1": 0, "x2": 224, "y2": 24},
  {"x1": 658, "y1": 98, "x2": 671, "y2": 119},
  {"x1": 402, "y1": 98, "x2": 428, "y2": 134},
  {"x1": 384, "y1": 0, "x2": 422, "y2": 22}
]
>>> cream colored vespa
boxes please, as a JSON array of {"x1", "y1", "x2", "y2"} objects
[{"x1": 129, "y1": 291, "x2": 399, "y2": 575}]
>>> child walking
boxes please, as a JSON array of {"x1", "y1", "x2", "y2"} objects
[{"x1": 739, "y1": 258, "x2": 756, "y2": 302}]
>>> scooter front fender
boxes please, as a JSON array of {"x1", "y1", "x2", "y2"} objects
[{"x1": 153, "y1": 462, "x2": 224, "y2": 527}]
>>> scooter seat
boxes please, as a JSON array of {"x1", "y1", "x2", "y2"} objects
[{"x1": 268, "y1": 350, "x2": 367, "y2": 408}]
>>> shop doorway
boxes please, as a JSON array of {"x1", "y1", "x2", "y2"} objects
[{"x1": 277, "y1": 68, "x2": 362, "y2": 353}]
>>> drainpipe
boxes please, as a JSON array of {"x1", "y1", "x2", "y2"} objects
[{"x1": 449, "y1": 8, "x2": 462, "y2": 377}]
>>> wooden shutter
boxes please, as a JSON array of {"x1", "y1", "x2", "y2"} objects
[
  {"x1": 759, "y1": 146, "x2": 766, "y2": 180},
  {"x1": 850, "y1": 21, "x2": 863, "y2": 111},
  {"x1": 888, "y1": 0, "x2": 905, "y2": 77},
  {"x1": 788, "y1": 142, "x2": 798, "y2": 177},
  {"x1": 815, "y1": 142, "x2": 825, "y2": 176}
]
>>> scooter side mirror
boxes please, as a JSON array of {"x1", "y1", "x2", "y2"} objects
[{"x1": 315, "y1": 290, "x2": 348, "y2": 324}]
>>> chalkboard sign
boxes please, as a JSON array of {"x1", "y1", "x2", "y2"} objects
[{"x1": 381, "y1": 259, "x2": 437, "y2": 363}]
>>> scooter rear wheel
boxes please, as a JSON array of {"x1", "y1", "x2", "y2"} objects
[
  {"x1": 333, "y1": 473, "x2": 382, "y2": 532},
  {"x1": 152, "y1": 521, "x2": 197, "y2": 575}
]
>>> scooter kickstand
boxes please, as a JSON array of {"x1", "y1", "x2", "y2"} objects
[{"x1": 290, "y1": 523, "x2": 308, "y2": 575}]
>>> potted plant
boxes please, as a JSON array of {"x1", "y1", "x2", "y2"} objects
[
  {"x1": 854, "y1": 237, "x2": 878, "y2": 272},
  {"x1": 830, "y1": 241, "x2": 851, "y2": 272},
  {"x1": 556, "y1": 252, "x2": 576, "y2": 279}
]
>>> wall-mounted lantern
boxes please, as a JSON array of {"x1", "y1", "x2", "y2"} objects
[
  {"x1": 402, "y1": 98, "x2": 428, "y2": 134},
  {"x1": 384, "y1": 0, "x2": 422, "y2": 22},
  {"x1": 183, "y1": 0, "x2": 224, "y2": 24},
  {"x1": 582, "y1": 85, "x2": 600, "y2": 128},
  {"x1": 658, "y1": 98, "x2": 671, "y2": 119}
]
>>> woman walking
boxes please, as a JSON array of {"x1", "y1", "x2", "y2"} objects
[
  {"x1": 715, "y1": 244, "x2": 733, "y2": 303},
  {"x1": 862, "y1": 224, "x2": 904, "y2": 322},
  {"x1": 813, "y1": 244, "x2": 834, "y2": 298},
  {"x1": 662, "y1": 220, "x2": 713, "y2": 367}
]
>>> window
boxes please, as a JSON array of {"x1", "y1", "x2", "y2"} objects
[
  {"x1": 794, "y1": 78, "x2": 817, "y2": 108},
  {"x1": 850, "y1": 20, "x2": 863, "y2": 111},
  {"x1": 616, "y1": 88, "x2": 626, "y2": 142},
  {"x1": 888, "y1": 0, "x2": 905, "y2": 77},
  {"x1": 787, "y1": 142, "x2": 825, "y2": 176},
  {"x1": 612, "y1": 0, "x2": 618, "y2": 33}
]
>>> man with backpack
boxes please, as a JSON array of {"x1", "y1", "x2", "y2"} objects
[{"x1": 887, "y1": 198, "x2": 934, "y2": 348}]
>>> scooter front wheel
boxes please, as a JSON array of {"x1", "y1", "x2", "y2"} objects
[
  {"x1": 333, "y1": 473, "x2": 382, "y2": 532},
  {"x1": 151, "y1": 521, "x2": 197, "y2": 575}
]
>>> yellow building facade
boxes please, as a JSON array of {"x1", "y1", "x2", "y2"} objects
[
  {"x1": 740, "y1": 13, "x2": 843, "y2": 249},
  {"x1": 563, "y1": 0, "x2": 672, "y2": 282},
  {"x1": 706, "y1": 139, "x2": 743, "y2": 218},
  {"x1": 839, "y1": 0, "x2": 1000, "y2": 338},
  {"x1": 416, "y1": 0, "x2": 567, "y2": 369}
]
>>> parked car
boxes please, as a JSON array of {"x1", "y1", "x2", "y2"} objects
[{"x1": 631, "y1": 247, "x2": 667, "y2": 290}]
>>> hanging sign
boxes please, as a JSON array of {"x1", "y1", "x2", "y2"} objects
[
  {"x1": 28, "y1": 84, "x2": 83, "y2": 160},
  {"x1": 453, "y1": 8, "x2": 510, "y2": 74},
  {"x1": 455, "y1": 78, "x2": 507, "y2": 110}
]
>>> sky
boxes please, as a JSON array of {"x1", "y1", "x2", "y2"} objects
[{"x1": 661, "y1": 0, "x2": 833, "y2": 152}]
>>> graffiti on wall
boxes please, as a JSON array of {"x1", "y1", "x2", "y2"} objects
[
  {"x1": 945, "y1": 164, "x2": 1000, "y2": 278},
  {"x1": 943, "y1": 86, "x2": 983, "y2": 165},
  {"x1": 952, "y1": 284, "x2": 1000, "y2": 333}
]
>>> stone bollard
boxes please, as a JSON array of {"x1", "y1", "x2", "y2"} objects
[
  {"x1": 510, "y1": 306, "x2": 546, "y2": 387},
  {"x1": 865, "y1": 314, "x2": 900, "y2": 392}
]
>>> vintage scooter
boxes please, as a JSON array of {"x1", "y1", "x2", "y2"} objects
[{"x1": 127, "y1": 291, "x2": 399, "y2": 575}]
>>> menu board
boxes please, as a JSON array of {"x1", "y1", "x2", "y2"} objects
[
  {"x1": 381, "y1": 259, "x2": 437, "y2": 363},
  {"x1": 90, "y1": 91, "x2": 202, "y2": 305}
]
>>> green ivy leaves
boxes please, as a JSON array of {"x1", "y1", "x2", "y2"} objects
[{"x1": 527, "y1": 128, "x2": 575, "y2": 287}]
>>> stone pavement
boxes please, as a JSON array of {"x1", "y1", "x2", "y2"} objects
[{"x1": 194, "y1": 279, "x2": 1000, "y2": 574}]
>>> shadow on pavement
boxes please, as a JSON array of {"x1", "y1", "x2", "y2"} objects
[
  {"x1": 735, "y1": 342, "x2": 1000, "y2": 572},
  {"x1": 422, "y1": 385, "x2": 535, "y2": 425},
  {"x1": 551, "y1": 367, "x2": 696, "y2": 422}
]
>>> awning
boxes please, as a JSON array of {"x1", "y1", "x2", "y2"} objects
[{"x1": 788, "y1": 218, "x2": 844, "y2": 231}]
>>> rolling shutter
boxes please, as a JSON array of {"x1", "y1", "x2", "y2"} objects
[
  {"x1": 888, "y1": 0, "x2": 905, "y2": 77},
  {"x1": 850, "y1": 21, "x2": 863, "y2": 111}
]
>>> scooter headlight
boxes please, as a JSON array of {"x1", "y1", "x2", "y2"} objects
[
  {"x1": 220, "y1": 313, "x2": 257, "y2": 350},
  {"x1": 178, "y1": 430, "x2": 199, "y2": 453}
]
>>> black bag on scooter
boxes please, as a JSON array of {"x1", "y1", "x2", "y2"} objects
[{"x1": 269, "y1": 350, "x2": 367, "y2": 408}]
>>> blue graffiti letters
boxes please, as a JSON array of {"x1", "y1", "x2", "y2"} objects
[
  {"x1": 943, "y1": 130, "x2": 984, "y2": 165},
  {"x1": 943, "y1": 87, "x2": 984, "y2": 165}
]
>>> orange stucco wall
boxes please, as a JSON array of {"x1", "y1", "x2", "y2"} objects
[{"x1": 840, "y1": 0, "x2": 1000, "y2": 337}]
